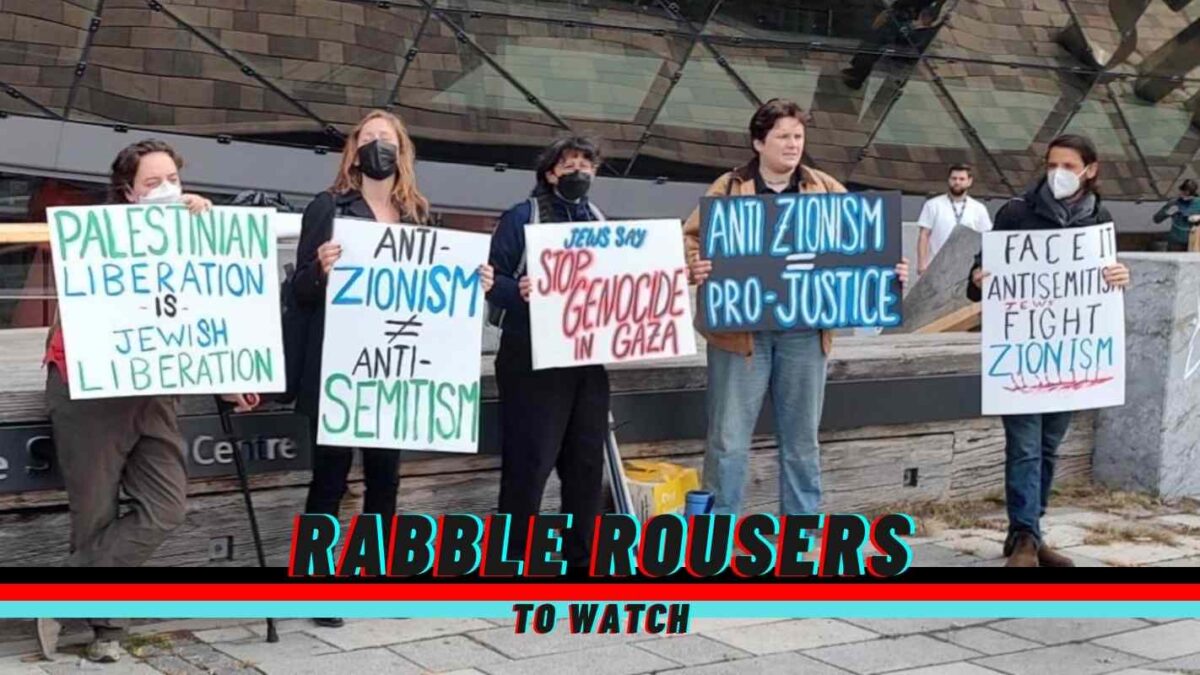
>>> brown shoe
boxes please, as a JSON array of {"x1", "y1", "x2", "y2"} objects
[
  {"x1": 1038, "y1": 544, "x2": 1075, "y2": 568},
  {"x1": 1005, "y1": 533, "x2": 1039, "y2": 567}
]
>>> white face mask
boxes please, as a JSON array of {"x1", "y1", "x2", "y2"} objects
[
  {"x1": 137, "y1": 180, "x2": 183, "y2": 205},
  {"x1": 1047, "y1": 167, "x2": 1085, "y2": 200}
]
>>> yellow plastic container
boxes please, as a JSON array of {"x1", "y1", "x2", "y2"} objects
[{"x1": 622, "y1": 459, "x2": 701, "y2": 522}]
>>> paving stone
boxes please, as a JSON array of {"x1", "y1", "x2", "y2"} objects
[
  {"x1": 706, "y1": 619, "x2": 879, "y2": 654},
  {"x1": 686, "y1": 619, "x2": 784, "y2": 634},
  {"x1": 804, "y1": 634, "x2": 981, "y2": 674},
  {"x1": 1039, "y1": 523, "x2": 1092, "y2": 548},
  {"x1": 654, "y1": 652, "x2": 852, "y2": 675},
  {"x1": 990, "y1": 619, "x2": 1150, "y2": 644},
  {"x1": 1107, "y1": 669, "x2": 1192, "y2": 675},
  {"x1": 842, "y1": 619, "x2": 991, "y2": 636},
  {"x1": 908, "y1": 544, "x2": 979, "y2": 567},
  {"x1": 254, "y1": 647, "x2": 423, "y2": 675},
  {"x1": 172, "y1": 641, "x2": 263, "y2": 672},
  {"x1": 213, "y1": 632, "x2": 340, "y2": 667},
  {"x1": 191, "y1": 626, "x2": 256, "y2": 644},
  {"x1": 439, "y1": 670, "x2": 489, "y2": 675},
  {"x1": 1039, "y1": 512, "x2": 1124, "y2": 529},
  {"x1": 1147, "y1": 556, "x2": 1200, "y2": 567},
  {"x1": 478, "y1": 644, "x2": 677, "y2": 675},
  {"x1": 0, "y1": 655, "x2": 54, "y2": 675},
  {"x1": 633, "y1": 634, "x2": 751, "y2": 667},
  {"x1": 389, "y1": 635, "x2": 510, "y2": 672},
  {"x1": 468, "y1": 621, "x2": 646, "y2": 660},
  {"x1": 246, "y1": 619, "x2": 316, "y2": 637},
  {"x1": 937, "y1": 537, "x2": 1002, "y2": 557},
  {"x1": 1062, "y1": 543, "x2": 1199, "y2": 567},
  {"x1": 933, "y1": 627, "x2": 1042, "y2": 655},
  {"x1": 1142, "y1": 651, "x2": 1200, "y2": 670},
  {"x1": 309, "y1": 618, "x2": 493, "y2": 651},
  {"x1": 974, "y1": 643, "x2": 1147, "y2": 675},
  {"x1": 1156, "y1": 514, "x2": 1200, "y2": 529},
  {"x1": 1092, "y1": 620, "x2": 1200, "y2": 661},
  {"x1": 887, "y1": 664, "x2": 1005, "y2": 675},
  {"x1": 40, "y1": 659, "x2": 163, "y2": 675},
  {"x1": 141, "y1": 654, "x2": 213, "y2": 675}
]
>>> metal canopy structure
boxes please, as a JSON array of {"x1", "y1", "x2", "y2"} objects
[{"x1": 2, "y1": 0, "x2": 1200, "y2": 200}]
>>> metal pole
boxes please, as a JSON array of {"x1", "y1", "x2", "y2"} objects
[{"x1": 216, "y1": 397, "x2": 279, "y2": 643}]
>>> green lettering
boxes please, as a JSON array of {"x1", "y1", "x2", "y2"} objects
[
  {"x1": 53, "y1": 210, "x2": 83, "y2": 260},
  {"x1": 321, "y1": 373, "x2": 352, "y2": 434},
  {"x1": 354, "y1": 380, "x2": 375, "y2": 439}
]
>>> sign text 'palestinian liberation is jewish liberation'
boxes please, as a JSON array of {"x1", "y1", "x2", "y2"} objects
[
  {"x1": 318, "y1": 219, "x2": 489, "y2": 453},
  {"x1": 699, "y1": 192, "x2": 903, "y2": 332},
  {"x1": 47, "y1": 204, "x2": 285, "y2": 399}
]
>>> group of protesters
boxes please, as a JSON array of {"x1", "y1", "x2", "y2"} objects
[{"x1": 33, "y1": 98, "x2": 1131, "y2": 662}]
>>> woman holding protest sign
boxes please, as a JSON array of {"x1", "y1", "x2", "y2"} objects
[
  {"x1": 291, "y1": 111, "x2": 492, "y2": 625},
  {"x1": 967, "y1": 134, "x2": 1131, "y2": 568},
  {"x1": 486, "y1": 136, "x2": 611, "y2": 570},
  {"x1": 37, "y1": 139, "x2": 260, "y2": 663},
  {"x1": 685, "y1": 99, "x2": 909, "y2": 520}
]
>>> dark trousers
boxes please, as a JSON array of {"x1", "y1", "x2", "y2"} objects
[
  {"x1": 47, "y1": 367, "x2": 188, "y2": 639},
  {"x1": 1168, "y1": 240, "x2": 1188, "y2": 252},
  {"x1": 495, "y1": 337, "x2": 609, "y2": 567},
  {"x1": 1002, "y1": 412, "x2": 1073, "y2": 551},
  {"x1": 303, "y1": 419, "x2": 401, "y2": 521}
]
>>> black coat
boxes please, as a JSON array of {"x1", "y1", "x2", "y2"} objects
[
  {"x1": 966, "y1": 181, "x2": 1113, "y2": 302},
  {"x1": 290, "y1": 190, "x2": 387, "y2": 418}
]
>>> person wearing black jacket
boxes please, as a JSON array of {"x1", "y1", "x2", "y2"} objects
[
  {"x1": 291, "y1": 111, "x2": 492, "y2": 619},
  {"x1": 487, "y1": 136, "x2": 609, "y2": 569},
  {"x1": 967, "y1": 134, "x2": 1131, "y2": 567}
]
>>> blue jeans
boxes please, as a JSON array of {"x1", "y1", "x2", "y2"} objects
[
  {"x1": 1002, "y1": 412, "x2": 1073, "y2": 548},
  {"x1": 703, "y1": 330, "x2": 827, "y2": 514}
]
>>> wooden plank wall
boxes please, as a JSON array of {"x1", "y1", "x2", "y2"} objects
[{"x1": 0, "y1": 413, "x2": 1094, "y2": 567}]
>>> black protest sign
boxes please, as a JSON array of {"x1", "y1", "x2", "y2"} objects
[{"x1": 699, "y1": 191, "x2": 903, "y2": 332}]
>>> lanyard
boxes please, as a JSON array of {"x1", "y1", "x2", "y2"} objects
[{"x1": 950, "y1": 198, "x2": 967, "y2": 227}]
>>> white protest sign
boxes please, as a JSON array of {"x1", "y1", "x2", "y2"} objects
[
  {"x1": 981, "y1": 223, "x2": 1125, "y2": 415},
  {"x1": 526, "y1": 219, "x2": 697, "y2": 370},
  {"x1": 317, "y1": 219, "x2": 489, "y2": 452},
  {"x1": 47, "y1": 204, "x2": 285, "y2": 399}
]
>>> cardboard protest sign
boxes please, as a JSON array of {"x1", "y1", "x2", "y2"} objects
[
  {"x1": 47, "y1": 204, "x2": 285, "y2": 399},
  {"x1": 525, "y1": 219, "x2": 697, "y2": 370},
  {"x1": 317, "y1": 219, "x2": 489, "y2": 452},
  {"x1": 699, "y1": 191, "x2": 903, "y2": 332},
  {"x1": 981, "y1": 223, "x2": 1125, "y2": 415}
]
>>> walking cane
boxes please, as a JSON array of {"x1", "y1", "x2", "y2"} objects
[{"x1": 215, "y1": 397, "x2": 279, "y2": 643}]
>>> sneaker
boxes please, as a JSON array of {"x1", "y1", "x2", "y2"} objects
[
  {"x1": 85, "y1": 639, "x2": 121, "y2": 664},
  {"x1": 34, "y1": 618, "x2": 59, "y2": 659}
]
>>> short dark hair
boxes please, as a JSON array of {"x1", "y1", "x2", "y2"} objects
[
  {"x1": 1047, "y1": 133, "x2": 1099, "y2": 194},
  {"x1": 949, "y1": 163, "x2": 973, "y2": 177},
  {"x1": 1181, "y1": 179, "x2": 1198, "y2": 196},
  {"x1": 535, "y1": 136, "x2": 601, "y2": 191},
  {"x1": 110, "y1": 139, "x2": 183, "y2": 204},
  {"x1": 749, "y1": 98, "x2": 811, "y2": 147}
]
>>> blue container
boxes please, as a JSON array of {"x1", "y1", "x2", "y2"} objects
[{"x1": 684, "y1": 490, "x2": 714, "y2": 517}]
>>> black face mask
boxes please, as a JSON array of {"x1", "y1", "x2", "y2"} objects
[
  {"x1": 555, "y1": 171, "x2": 592, "y2": 202},
  {"x1": 356, "y1": 140, "x2": 398, "y2": 181}
]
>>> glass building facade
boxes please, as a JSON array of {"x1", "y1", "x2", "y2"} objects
[{"x1": 2, "y1": 0, "x2": 1199, "y2": 201}]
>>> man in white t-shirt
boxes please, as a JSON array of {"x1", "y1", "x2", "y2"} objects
[{"x1": 917, "y1": 164, "x2": 993, "y2": 275}]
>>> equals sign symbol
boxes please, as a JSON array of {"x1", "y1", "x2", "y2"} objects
[{"x1": 785, "y1": 253, "x2": 816, "y2": 272}]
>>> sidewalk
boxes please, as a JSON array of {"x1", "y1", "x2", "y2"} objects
[{"x1": 2, "y1": 495, "x2": 1198, "y2": 675}]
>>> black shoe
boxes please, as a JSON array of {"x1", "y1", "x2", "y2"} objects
[{"x1": 313, "y1": 618, "x2": 344, "y2": 628}]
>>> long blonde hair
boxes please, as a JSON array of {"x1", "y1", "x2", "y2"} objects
[{"x1": 331, "y1": 110, "x2": 431, "y2": 224}]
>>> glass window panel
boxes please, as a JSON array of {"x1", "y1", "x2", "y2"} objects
[
  {"x1": 1062, "y1": 81, "x2": 1157, "y2": 197},
  {"x1": 927, "y1": 0, "x2": 1078, "y2": 68},
  {"x1": 433, "y1": 0, "x2": 687, "y2": 32},
  {"x1": 850, "y1": 63, "x2": 1009, "y2": 196},
  {"x1": 931, "y1": 60, "x2": 1086, "y2": 192},
  {"x1": 705, "y1": 0, "x2": 944, "y2": 51},
  {"x1": 77, "y1": 1, "x2": 325, "y2": 137},
  {"x1": 0, "y1": 0, "x2": 96, "y2": 116},
  {"x1": 1107, "y1": 0, "x2": 1200, "y2": 78},
  {"x1": 1110, "y1": 75, "x2": 1200, "y2": 195}
]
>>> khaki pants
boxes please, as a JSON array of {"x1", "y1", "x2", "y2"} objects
[{"x1": 46, "y1": 368, "x2": 188, "y2": 569}]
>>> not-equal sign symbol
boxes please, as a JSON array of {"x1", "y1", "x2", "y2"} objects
[{"x1": 785, "y1": 253, "x2": 816, "y2": 271}]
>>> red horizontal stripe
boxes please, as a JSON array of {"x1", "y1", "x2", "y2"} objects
[{"x1": 2, "y1": 584, "x2": 1200, "y2": 602}]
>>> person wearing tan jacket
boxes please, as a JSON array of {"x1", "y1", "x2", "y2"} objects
[{"x1": 685, "y1": 98, "x2": 907, "y2": 515}]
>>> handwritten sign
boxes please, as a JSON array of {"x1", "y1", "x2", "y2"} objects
[
  {"x1": 981, "y1": 224, "x2": 1125, "y2": 415},
  {"x1": 317, "y1": 219, "x2": 489, "y2": 452},
  {"x1": 47, "y1": 204, "x2": 285, "y2": 399},
  {"x1": 699, "y1": 192, "x2": 903, "y2": 332},
  {"x1": 525, "y1": 219, "x2": 697, "y2": 370}
]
